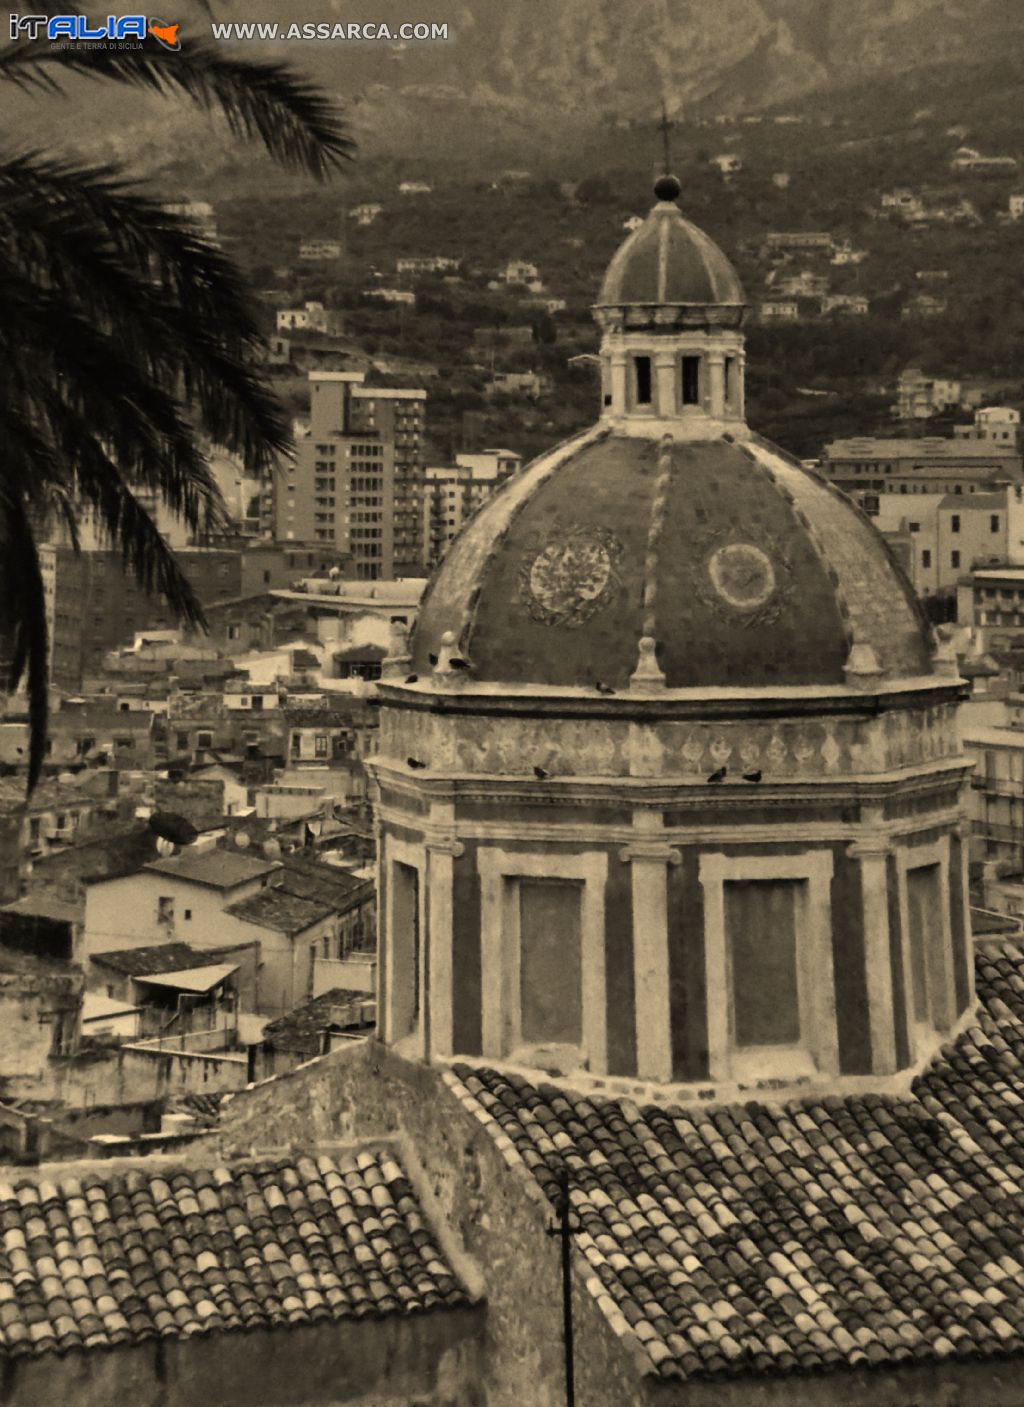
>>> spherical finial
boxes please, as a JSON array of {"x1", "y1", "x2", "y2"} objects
[{"x1": 653, "y1": 174, "x2": 681, "y2": 203}]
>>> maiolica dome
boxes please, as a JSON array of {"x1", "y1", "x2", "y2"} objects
[{"x1": 369, "y1": 178, "x2": 973, "y2": 1103}]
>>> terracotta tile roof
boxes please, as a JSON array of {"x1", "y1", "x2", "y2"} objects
[
  {"x1": 447, "y1": 943, "x2": 1024, "y2": 1383},
  {"x1": 226, "y1": 888, "x2": 332, "y2": 935},
  {"x1": 275, "y1": 855, "x2": 374, "y2": 912},
  {"x1": 90, "y1": 942, "x2": 206, "y2": 977},
  {"x1": 0, "y1": 1151, "x2": 467, "y2": 1358},
  {"x1": 144, "y1": 850, "x2": 280, "y2": 890}
]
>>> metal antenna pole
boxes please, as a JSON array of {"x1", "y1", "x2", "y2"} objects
[{"x1": 547, "y1": 1166, "x2": 576, "y2": 1407}]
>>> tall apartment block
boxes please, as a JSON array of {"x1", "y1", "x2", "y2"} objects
[
  {"x1": 423, "y1": 450, "x2": 523, "y2": 567},
  {"x1": 276, "y1": 372, "x2": 427, "y2": 580}
]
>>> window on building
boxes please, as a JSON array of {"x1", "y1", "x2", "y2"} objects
[
  {"x1": 951, "y1": 551, "x2": 960, "y2": 568},
  {"x1": 314, "y1": 734, "x2": 329, "y2": 758},
  {"x1": 391, "y1": 861, "x2": 420, "y2": 1038},
  {"x1": 633, "y1": 356, "x2": 652, "y2": 406},
  {"x1": 184, "y1": 909, "x2": 192, "y2": 921},
  {"x1": 176, "y1": 731, "x2": 189, "y2": 752},
  {"x1": 992, "y1": 514, "x2": 1001, "y2": 532},
  {"x1": 951, "y1": 515, "x2": 960, "y2": 532},
  {"x1": 723, "y1": 356, "x2": 736, "y2": 405},
  {"x1": 196, "y1": 730, "x2": 213, "y2": 749},
  {"x1": 906, "y1": 863, "x2": 942, "y2": 1035},
  {"x1": 250, "y1": 695, "x2": 263, "y2": 712},
  {"x1": 157, "y1": 896, "x2": 174, "y2": 924},
  {"x1": 681, "y1": 355, "x2": 701, "y2": 406},
  {"x1": 909, "y1": 522, "x2": 920, "y2": 533},
  {"x1": 922, "y1": 550, "x2": 932, "y2": 567}
]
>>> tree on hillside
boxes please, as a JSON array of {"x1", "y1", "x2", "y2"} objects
[{"x1": 0, "y1": 32, "x2": 351, "y2": 786}]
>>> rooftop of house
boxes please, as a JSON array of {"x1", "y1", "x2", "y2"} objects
[
  {"x1": 0, "y1": 776, "x2": 101, "y2": 816},
  {"x1": 143, "y1": 849, "x2": 280, "y2": 890},
  {"x1": 284, "y1": 704, "x2": 374, "y2": 728},
  {"x1": 444, "y1": 941, "x2": 1024, "y2": 1385},
  {"x1": 938, "y1": 493, "x2": 1006, "y2": 510},
  {"x1": 262, "y1": 987, "x2": 374, "y2": 1056},
  {"x1": 89, "y1": 941, "x2": 208, "y2": 977},
  {"x1": 0, "y1": 893, "x2": 82, "y2": 926},
  {"x1": 225, "y1": 887, "x2": 333, "y2": 935},
  {"x1": 826, "y1": 438, "x2": 1021, "y2": 461},
  {"x1": 0, "y1": 1149, "x2": 467, "y2": 1358},
  {"x1": 275, "y1": 854, "x2": 374, "y2": 912},
  {"x1": 970, "y1": 908, "x2": 1023, "y2": 937}
]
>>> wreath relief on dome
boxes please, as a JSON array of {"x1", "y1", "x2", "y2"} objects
[
  {"x1": 694, "y1": 531, "x2": 792, "y2": 626},
  {"x1": 519, "y1": 524, "x2": 624, "y2": 628}
]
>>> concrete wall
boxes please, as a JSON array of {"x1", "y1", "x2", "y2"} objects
[
  {"x1": 0, "y1": 965, "x2": 83, "y2": 1091},
  {"x1": 22, "y1": 1042, "x2": 252, "y2": 1109}
]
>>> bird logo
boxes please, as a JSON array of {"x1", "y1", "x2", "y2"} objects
[{"x1": 148, "y1": 18, "x2": 182, "y2": 50}]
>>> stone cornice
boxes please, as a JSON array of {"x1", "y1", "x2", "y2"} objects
[{"x1": 375, "y1": 679, "x2": 968, "y2": 723}]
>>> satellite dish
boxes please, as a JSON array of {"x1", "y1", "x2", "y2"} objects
[
  {"x1": 234, "y1": 830, "x2": 251, "y2": 849},
  {"x1": 263, "y1": 839, "x2": 282, "y2": 860},
  {"x1": 148, "y1": 811, "x2": 199, "y2": 846},
  {"x1": 156, "y1": 836, "x2": 176, "y2": 857}
]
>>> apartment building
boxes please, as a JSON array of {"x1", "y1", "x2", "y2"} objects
[
  {"x1": 821, "y1": 435, "x2": 1024, "y2": 508},
  {"x1": 874, "y1": 487, "x2": 1024, "y2": 597},
  {"x1": 422, "y1": 449, "x2": 523, "y2": 566},
  {"x1": 275, "y1": 372, "x2": 426, "y2": 580}
]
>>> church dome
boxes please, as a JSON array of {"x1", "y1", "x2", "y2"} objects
[
  {"x1": 411, "y1": 430, "x2": 933, "y2": 689},
  {"x1": 409, "y1": 177, "x2": 935, "y2": 694},
  {"x1": 596, "y1": 175, "x2": 745, "y2": 316}
]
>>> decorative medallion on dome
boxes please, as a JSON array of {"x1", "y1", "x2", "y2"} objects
[
  {"x1": 519, "y1": 525, "x2": 624, "y2": 629},
  {"x1": 707, "y1": 543, "x2": 776, "y2": 612},
  {"x1": 691, "y1": 527, "x2": 793, "y2": 628}
]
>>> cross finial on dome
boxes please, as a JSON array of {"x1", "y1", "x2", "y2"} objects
[{"x1": 654, "y1": 101, "x2": 681, "y2": 205}]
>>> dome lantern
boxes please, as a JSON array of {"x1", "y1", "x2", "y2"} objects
[{"x1": 594, "y1": 177, "x2": 747, "y2": 438}]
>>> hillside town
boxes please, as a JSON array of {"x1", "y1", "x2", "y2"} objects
[{"x1": 9, "y1": 11, "x2": 1024, "y2": 1407}]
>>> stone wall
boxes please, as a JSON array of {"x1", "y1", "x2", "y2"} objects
[
  {"x1": 0, "y1": 1280, "x2": 483, "y2": 1407},
  {"x1": 213, "y1": 1043, "x2": 668, "y2": 1407}
]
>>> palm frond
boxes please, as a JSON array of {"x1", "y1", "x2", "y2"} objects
[
  {"x1": 0, "y1": 490, "x2": 49, "y2": 790},
  {"x1": 0, "y1": 39, "x2": 353, "y2": 181}
]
